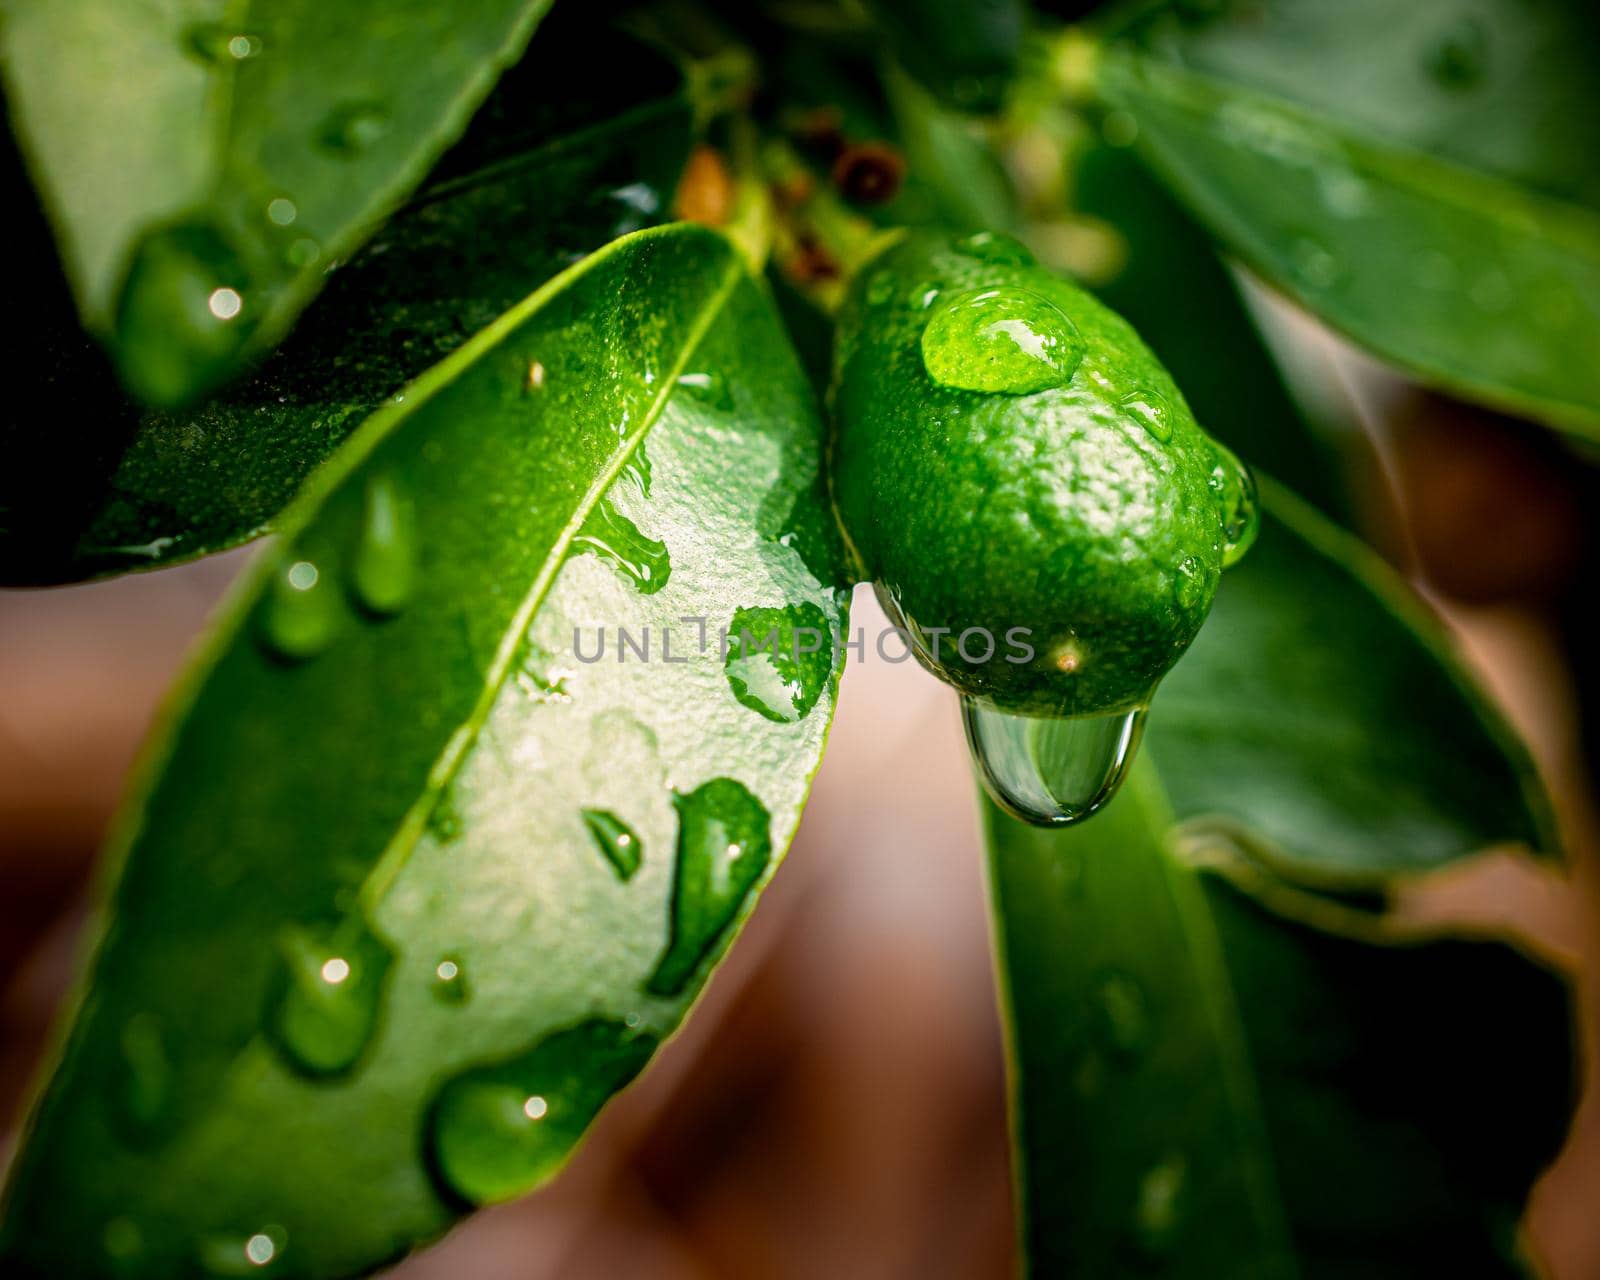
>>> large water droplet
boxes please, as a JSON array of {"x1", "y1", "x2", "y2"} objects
[
  {"x1": 570, "y1": 500, "x2": 670, "y2": 594},
  {"x1": 582, "y1": 808, "x2": 642, "y2": 881},
  {"x1": 351, "y1": 473, "x2": 416, "y2": 616},
  {"x1": 953, "y1": 231, "x2": 1036, "y2": 267},
  {"x1": 268, "y1": 918, "x2": 392, "y2": 1076},
  {"x1": 1207, "y1": 443, "x2": 1259, "y2": 568},
  {"x1": 1119, "y1": 389, "x2": 1174, "y2": 442},
  {"x1": 723, "y1": 603, "x2": 834, "y2": 723},
  {"x1": 1426, "y1": 17, "x2": 1488, "y2": 90},
  {"x1": 116, "y1": 1014, "x2": 171, "y2": 1139},
  {"x1": 962, "y1": 700, "x2": 1145, "y2": 826},
  {"x1": 921, "y1": 288, "x2": 1083, "y2": 395},
  {"x1": 317, "y1": 101, "x2": 390, "y2": 154},
  {"x1": 114, "y1": 220, "x2": 259, "y2": 406},
  {"x1": 645, "y1": 779, "x2": 772, "y2": 995},
  {"x1": 429, "y1": 1019, "x2": 657, "y2": 1204},
  {"x1": 259, "y1": 558, "x2": 341, "y2": 662}
]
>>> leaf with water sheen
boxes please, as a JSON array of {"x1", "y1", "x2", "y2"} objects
[
  {"x1": 0, "y1": 0, "x2": 558, "y2": 405},
  {"x1": 1096, "y1": 0, "x2": 1600, "y2": 436},
  {"x1": 0, "y1": 223, "x2": 849, "y2": 1278},
  {"x1": 985, "y1": 483, "x2": 1572, "y2": 1275},
  {"x1": 0, "y1": 23, "x2": 693, "y2": 585}
]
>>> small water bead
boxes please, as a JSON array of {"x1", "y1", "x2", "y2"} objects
[
  {"x1": 428, "y1": 1019, "x2": 657, "y2": 1204},
  {"x1": 646, "y1": 779, "x2": 772, "y2": 996},
  {"x1": 1206, "y1": 443, "x2": 1260, "y2": 568},
  {"x1": 676, "y1": 370, "x2": 734, "y2": 412},
  {"x1": 581, "y1": 808, "x2": 642, "y2": 881},
  {"x1": 962, "y1": 700, "x2": 1146, "y2": 827},
  {"x1": 427, "y1": 787, "x2": 464, "y2": 843},
  {"x1": 1288, "y1": 235, "x2": 1340, "y2": 289},
  {"x1": 1119, "y1": 389, "x2": 1173, "y2": 443},
  {"x1": 723, "y1": 603, "x2": 834, "y2": 723},
  {"x1": 196, "y1": 1226, "x2": 285, "y2": 1277},
  {"x1": 921, "y1": 288, "x2": 1084, "y2": 395},
  {"x1": 268, "y1": 919, "x2": 393, "y2": 1076},
  {"x1": 114, "y1": 219, "x2": 259, "y2": 406},
  {"x1": 432, "y1": 957, "x2": 469, "y2": 1005},
  {"x1": 570, "y1": 500, "x2": 670, "y2": 594},
  {"x1": 317, "y1": 101, "x2": 391, "y2": 154},
  {"x1": 183, "y1": 24, "x2": 262, "y2": 64},
  {"x1": 259, "y1": 557, "x2": 341, "y2": 661},
  {"x1": 351, "y1": 473, "x2": 417, "y2": 616},
  {"x1": 953, "y1": 231, "x2": 1036, "y2": 268}
]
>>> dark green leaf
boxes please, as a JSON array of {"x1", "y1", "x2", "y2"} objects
[
  {"x1": 1096, "y1": 0, "x2": 1600, "y2": 435},
  {"x1": 862, "y1": 0, "x2": 1024, "y2": 113},
  {"x1": 0, "y1": 223, "x2": 849, "y2": 1278},
  {"x1": 984, "y1": 483, "x2": 1572, "y2": 1275},
  {"x1": 1, "y1": 0, "x2": 557, "y2": 404},
  {"x1": 986, "y1": 773, "x2": 1572, "y2": 1278},
  {"x1": 0, "y1": 26, "x2": 694, "y2": 585}
]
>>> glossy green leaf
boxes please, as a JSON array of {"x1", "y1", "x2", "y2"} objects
[
  {"x1": 0, "y1": 25, "x2": 694, "y2": 585},
  {"x1": 1, "y1": 0, "x2": 557, "y2": 405},
  {"x1": 0, "y1": 223, "x2": 849, "y2": 1278},
  {"x1": 1095, "y1": 0, "x2": 1600, "y2": 436},
  {"x1": 985, "y1": 483, "x2": 1573, "y2": 1275}
]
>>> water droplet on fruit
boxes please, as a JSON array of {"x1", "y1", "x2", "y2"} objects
[
  {"x1": 1426, "y1": 17, "x2": 1488, "y2": 90},
  {"x1": 1174, "y1": 555, "x2": 1209, "y2": 610},
  {"x1": 268, "y1": 918, "x2": 392, "y2": 1076},
  {"x1": 432, "y1": 956, "x2": 469, "y2": 1004},
  {"x1": 953, "y1": 231, "x2": 1035, "y2": 267},
  {"x1": 582, "y1": 808, "x2": 642, "y2": 881},
  {"x1": 259, "y1": 557, "x2": 341, "y2": 661},
  {"x1": 570, "y1": 500, "x2": 670, "y2": 594},
  {"x1": 962, "y1": 700, "x2": 1145, "y2": 826},
  {"x1": 318, "y1": 101, "x2": 390, "y2": 154},
  {"x1": 921, "y1": 288, "x2": 1083, "y2": 395},
  {"x1": 115, "y1": 220, "x2": 259, "y2": 405},
  {"x1": 1207, "y1": 443, "x2": 1259, "y2": 568},
  {"x1": 723, "y1": 603, "x2": 834, "y2": 723},
  {"x1": 428, "y1": 1019, "x2": 656, "y2": 1204},
  {"x1": 351, "y1": 473, "x2": 416, "y2": 616},
  {"x1": 645, "y1": 779, "x2": 772, "y2": 995},
  {"x1": 1119, "y1": 389, "x2": 1173, "y2": 442}
]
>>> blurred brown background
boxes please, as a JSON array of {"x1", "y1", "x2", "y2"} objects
[{"x1": 3, "y1": 325, "x2": 1599, "y2": 1278}]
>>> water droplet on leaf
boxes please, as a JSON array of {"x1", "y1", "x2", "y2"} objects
[
  {"x1": 582, "y1": 808, "x2": 642, "y2": 881},
  {"x1": 268, "y1": 918, "x2": 392, "y2": 1076},
  {"x1": 317, "y1": 101, "x2": 390, "y2": 154},
  {"x1": 646, "y1": 779, "x2": 772, "y2": 995},
  {"x1": 351, "y1": 473, "x2": 416, "y2": 616},
  {"x1": 953, "y1": 231, "x2": 1036, "y2": 267},
  {"x1": 429, "y1": 1020, "x2": 656, "y2": 1204},
  {"x1": 1094, "y1": 971, "x2": 1150, "y2": 1062},
  {"x1": 259, "y1": 557, "x2": 341, "y2": 661},
  {"x1": 1133, "y1": 1152, "x2": 1188, "y2": 1258},
  {"x1": 723, "y1": 603, "x2": 834, "y2": 723},
  {"x1": 962, "y1": 700, "x2": 1146, "y2": 826},
  {"x1": 183, "y1": 24, "x2": 262, "y2": 63},
  {"x1": 114, "y1": 220, "x2": 259, "y2": 406},
  {"x1": 196, "y1": 1225, "x2": 285, "y2": 1276},
  {"x1": 432, "y1": 956, "x2": 469, "y2": 1004},
  {"x1": 570, "y1": 500, "x2": 670, "y2": 594},
  {"x1": 1426, "y1": 17, "x2": 1488, "y2": 90},
  {"x1": 676, "y1": 370, "x2": 734, "y2": 412},
  {"x1": 921, "y1": 288, "x2": 1083, "y2": 395}
]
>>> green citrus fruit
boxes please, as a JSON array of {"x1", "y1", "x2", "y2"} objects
[{"x1": 829, "y1": 230, "x2": 1257, "y2": 715}]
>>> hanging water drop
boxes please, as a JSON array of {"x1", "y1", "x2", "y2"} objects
[
  {"x1": 723, "y1": 603, "x2": 834, "y2": 723},
  {"x1": 962, "y1": 699, "x2": 1146, "y2": 826},
  {"x1": 1206, "y1": 443, "x2": 1260, "y2": 568},
  {"x1": 428, "y1": 1019, "x2": 657, "y2": 1204},
  {"x1": 351, "y1": 473, "x2": 416, "y2": 616},
  {"x1": 268, "y1": 918, "x2": 392, "y2": 1076},
  {"x1": 921, "y1": 288, "x2": 1083, "y2": 395},
  {"x1": 259, "y1": 557, "x2": 341, "y2": 661},
  {"x1": 114, "y1": 219, "x2": 259, "y2": 406},
  {"x1": 582, "y1": 808, "x2": 642, "y2": 881},
  {"x1": 570, "y1": 500, "x2": 670, "y2": 594},
  {"x1": 645, "y1": 779, "x2": 772, "y2": 995}
]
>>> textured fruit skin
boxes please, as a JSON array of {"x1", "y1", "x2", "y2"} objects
[{"x1": 830, "y1": 231, "x2": 1237, "y2": 715}]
